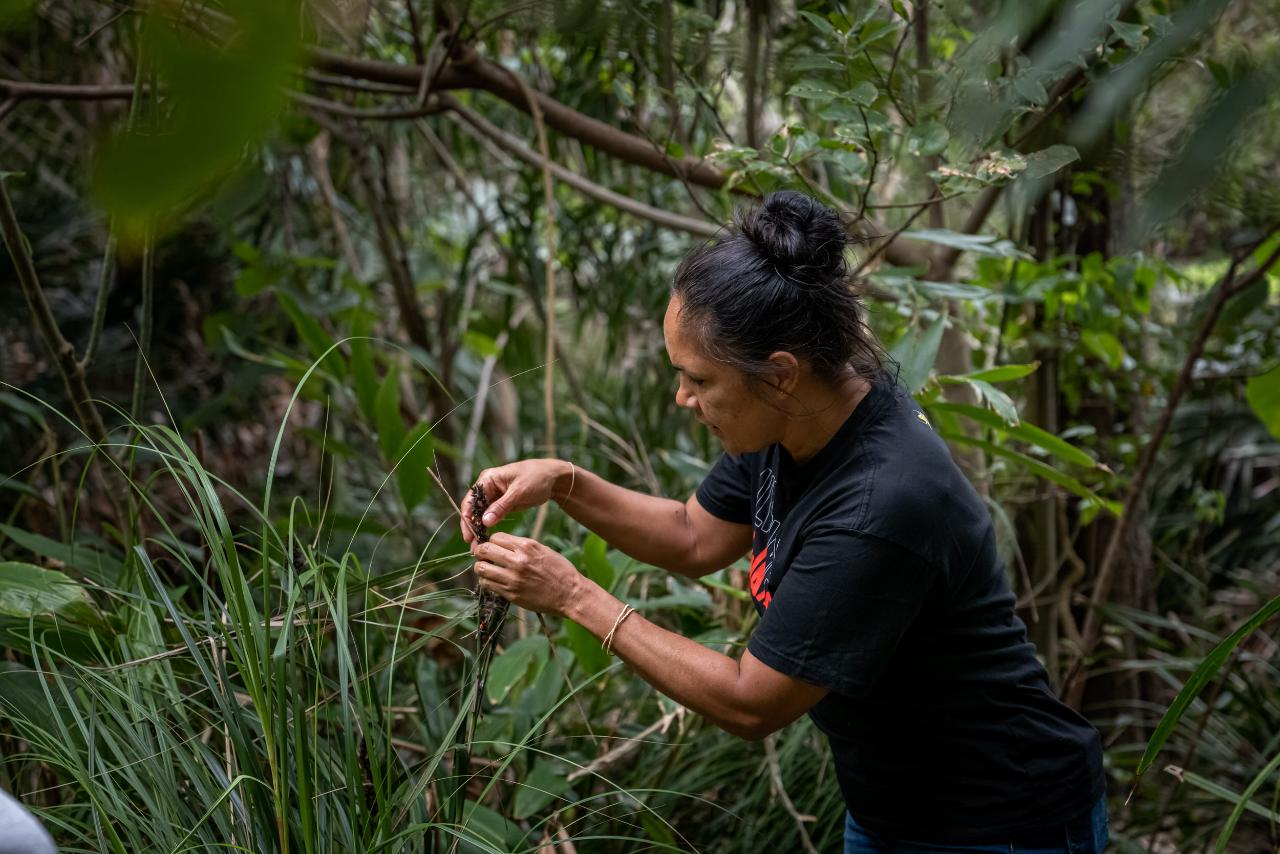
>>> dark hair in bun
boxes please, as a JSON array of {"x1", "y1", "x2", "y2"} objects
[{"x1": 672, "y1": 190, "x2": 884, "y2": 387}]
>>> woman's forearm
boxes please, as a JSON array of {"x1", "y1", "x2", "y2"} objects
[
  {"x1": 552, "y1": 464, "x2": 703, "y2": 576},
  {"x1": 563, "y1": 579, "x2": 766, "y2": 739}
]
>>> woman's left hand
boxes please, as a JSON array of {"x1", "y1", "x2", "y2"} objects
[{"x1": 470, "y1": 533, "x2": 586, "y2": 617}]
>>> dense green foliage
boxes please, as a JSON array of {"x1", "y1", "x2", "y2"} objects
[{"x1": 1, "y1": 1, "x2": 1278, "y2": 851}]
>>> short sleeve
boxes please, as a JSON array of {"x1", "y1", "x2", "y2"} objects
[
  {"x1": 747, "y1": 529, "x2": 936, "y2": 698},
  {"x1": 695, "y1": 452, "x2": 755, "y2": 525}
]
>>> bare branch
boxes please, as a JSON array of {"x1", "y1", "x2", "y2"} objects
[{"x1": 443, "y1": 96, "x2": 721, "y2": 238}]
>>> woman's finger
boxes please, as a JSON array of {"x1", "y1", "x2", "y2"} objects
[
  {"x1": 474, "y1": 561, "x2": 515, "y2": 596},
  {"x1": 487, "y1": 532, "x2": 530, "y2": 550}
]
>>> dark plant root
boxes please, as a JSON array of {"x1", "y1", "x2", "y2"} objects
[{"x1": 468, "y1": 482, "x2": 510, "y2": 723}]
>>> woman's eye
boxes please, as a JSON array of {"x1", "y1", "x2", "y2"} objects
[{"x1": 690, "y1": 378, "x2": 706, "y2": 387}]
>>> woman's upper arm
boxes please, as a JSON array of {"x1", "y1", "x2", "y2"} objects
[{"x1": 683, "y1": 494, "x2": 753, "y2": 577}]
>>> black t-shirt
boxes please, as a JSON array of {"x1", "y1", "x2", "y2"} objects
[{"x1": 696, "y1": 372, "x2": 1104, "y2": 843}]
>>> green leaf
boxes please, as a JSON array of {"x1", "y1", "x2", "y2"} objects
[
  {"x1": 968, "y1": 379, "x2": 1019, "y2": 426},
  {"x1": 91, "y1": 0, "x2": 303, "y2": 245},
  {"x1": 0, "y1": 391, "x2": 47, "y2": 428},
  {"x1": 0, "y1": 562, "x2": 100, "y2": 624},
  {"x1": 942, "y1": 435, "x2": 1115, "y2": 511},
  {"x1": 890, "y1": 319, "x2": 947, "y2": 393},
  {"x1": 565, "y1": 621, "x2": 610, "y2": 675},
  {"x1": 1081, "y1": 329, "x2": 1126, "y2": 369},
  {"x1": 797, "y1": 10, "x2": 836, "y2": 35},
  {"x1": 277, "y1": 292, "x2": 342, "y2": 376},
  {"x1": 513, "y1": 762, "x2": 571, "y2": 819},
  {"x1": 949, "y1": 362, "x2": 1040, "y2": 384},
  {"x1": 611, "y1": 78, "x2": 634, "y2": 107},
  {"x1": 901, "y1": 229, "x2": 1032, "y2": 259},
  {"x1": 1137, "y1": 591, "x2": 1280, "y2": 778},
  {"x1": 907, "y1": 120, "x2": 949, "y2": 157},
  {"x1": 1213, "y1": 749, "x2": 1280, "y2": 853},
  {"x1": 787, "y1": 79, "x2": 843, "y2": 101},
  {"x1": 1108, "y1": 19, "x2": 1147, "y2": 48},
  {"x1": 464, "y1": 331, "x2": 501, "y2": 359},
  {"x1": 395, "y1": 422, "x2": 435, "y2": 512},
  {"x1": 349, "y1": 332, "x2": 377, "y2": 421},
  {"x1": 1173, "y1": 769, "x2": 1280, "y2": 824},
  {"x1": 1246, "y1": 364, "x2": 1280, "y2": 439},
  {"x1": 374, "y1": 366, "x2": 404, "y2": 460},
  {"x1": 1013, "y1": 73, "x2": 1049, "y2": 106},
  {"x1": 928, "y1": 403, "x2": 1098, "y2": 469},
  {"x1": 461, "y1": 800, "x2": 522, "y2": 848},
  {"x1": 582, "y1": 534, "x2": 615, "y2": 591},
  {"x1": 0, "y1": 524, "x2": 122, "y2": 585},
  {"x1": 789, "y1": 55, "x2": 844, "y2": 72},
  {"x1": 848, "y1": 80, "x2": 879, "y2": 106},
  {"x1": 485, "y1": 635, "x2": 549, "y2": 704},
  {"x1": 1024, "y1": 145, "x2": 1080, "y2": 180}
]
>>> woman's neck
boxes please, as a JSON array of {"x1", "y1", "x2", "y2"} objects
[{"x1": 780, "y1": 373, "x2": 873, "y2": 464}]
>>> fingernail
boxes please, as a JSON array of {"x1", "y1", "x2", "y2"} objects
[{"x1": 483, "y1": 512, "x2": 496, "y2": 526}]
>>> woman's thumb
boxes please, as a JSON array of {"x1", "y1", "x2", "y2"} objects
[{"x1": 481, "y1": 494, "x2": 508, "y2": 527}]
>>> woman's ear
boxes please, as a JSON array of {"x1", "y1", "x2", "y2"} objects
[{"x1": 766, "y1": 351, "x2": 801, "y2": 397}]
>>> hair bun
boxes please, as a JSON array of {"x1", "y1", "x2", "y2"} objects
[{"x1": 736, "y1": 190, "x2": 848, "y2": 284}]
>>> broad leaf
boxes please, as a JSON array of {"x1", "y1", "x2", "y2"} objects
[
  {"x1": 0, "y1": 561, "x2": 100, "y2": 624},
  {"x1": 902, "y1": 229, "x2": 1032, "y2": 260},
  {"x1": 512, "y1": 762, "x2": 571, "y2": 819},
  {"x1": 374, "y1": 366, "x2": 404, "y2": 460},
  {"x1": 1246, "y1": 364, "x2": 1280, "y2": 439},
  {"x1": 890, "y1": 319, "x2": 946, "y2": 393},
  {"x1": 395, "y1": 422, "x2": 435, "y2": 512},
  {"x1": 1024, "y1": 145, "x2": 1080, "y2": 179},
  {"x1": 486, "y1": 635, "x2": 549, "y2": 704},
  {"x1": 908, "y1": 120, "x2": 949, "y2": 157},
  {"x1": 0, "y1": 524, "x2": 122, "y2": 585}
]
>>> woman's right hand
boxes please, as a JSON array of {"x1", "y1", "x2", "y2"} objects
[{"x1": 460, "y1": 459, "x2": 572, "y2": 543}]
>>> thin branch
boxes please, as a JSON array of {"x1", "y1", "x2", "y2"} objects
[
  {"x1": 82, "y1": 233, "x2": 116, "y2": 369},
  {"x1": 851, "y1": 191, "x2": 941, "y2": 279},
  {"x1": 288, "y1": 89, "x2": 447, "y2": 120},
  {"x1": 764, "y1": 734, "x2": 819, "y2": 854},
  {"x1": 303, "y1": 70, "x2": 417, "y2": 95},
  {"x1": 0, "y1": 179, "x2": 108, "y2": 443},
  {"x1": 1062, "y1": 228, "x2": 1280, "y2": 709},
  {"x1": 566, "y1": 709, "x2": 679, "y2": 782},
  {"x1": 443, "y1": 95, "x2": 720, "y2": 238}
]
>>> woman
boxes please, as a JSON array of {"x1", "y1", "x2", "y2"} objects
[{"x1": 462, "y1": 191, "x2": 1108, "y2": 853}]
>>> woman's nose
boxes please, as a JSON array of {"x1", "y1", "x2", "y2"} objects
[{"x1": 675, "y1": 381, "x2": 696, "y2": 410}]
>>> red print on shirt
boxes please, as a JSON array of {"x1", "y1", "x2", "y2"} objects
[{"x1": 749, "y1": 547, "x2": 773, "y2": 609}]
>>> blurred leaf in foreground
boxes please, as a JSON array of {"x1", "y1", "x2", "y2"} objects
[{"x1": 92, "y1": 0, "x2": 301, "y2": 247}]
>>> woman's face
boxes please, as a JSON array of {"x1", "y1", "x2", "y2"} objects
[{"x1": 663, "y1": 296, "x2": 786, "y2": 455}]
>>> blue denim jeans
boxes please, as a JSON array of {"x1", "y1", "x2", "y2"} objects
[{"x1": 843, "y1": 796, "x2": 1108, "y2": 853}]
